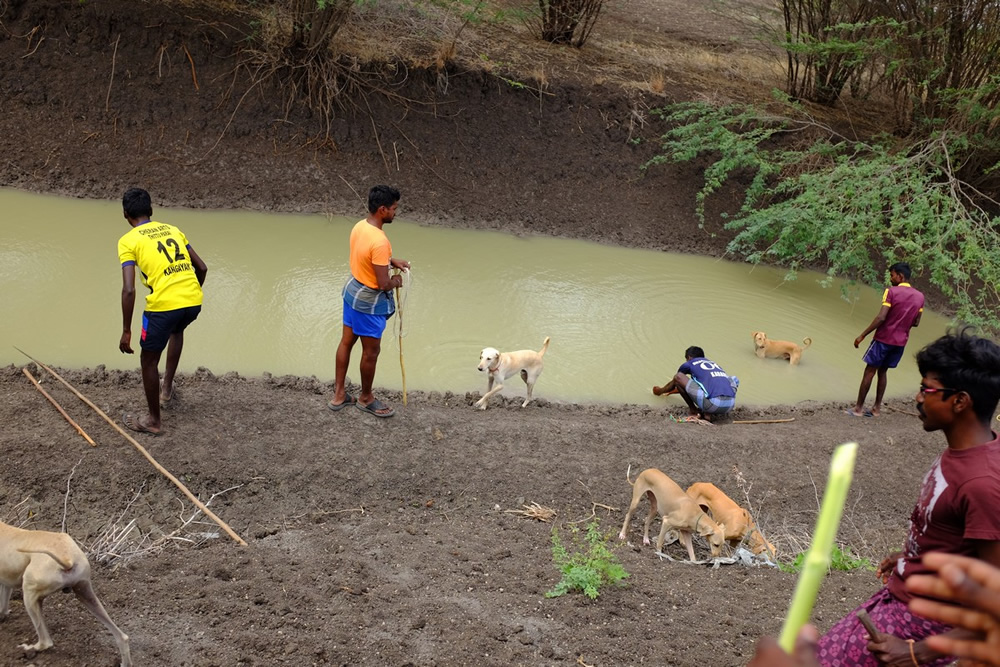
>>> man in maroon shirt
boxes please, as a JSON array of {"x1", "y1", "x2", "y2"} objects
[
  {"x1": 814, "y1": 330, "x2": 1000, "y2": 666},
  {"x1": 848, "y1": 262, "x2": 925, "y2": 417}
]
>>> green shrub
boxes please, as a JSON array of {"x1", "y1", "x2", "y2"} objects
[
  {"x1": 545, "y1": 520, "x2": 628, "y2": 599},
  {"x1": 778, "y1": 544, "x2": 876, "y2": 574}
]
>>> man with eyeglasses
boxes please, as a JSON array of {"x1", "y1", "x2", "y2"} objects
[
  {"x1": 810, "y1": 330, "x2": 1000, "y2": 666},
  {"x1": 848, "y1": 262, "x2": 925, "y2": 418}
]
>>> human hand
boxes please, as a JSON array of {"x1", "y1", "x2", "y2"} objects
[
  {"x1": 119, "y1": 331, "x2": 134, "y2": 354},
  {"x1": 867, "y1": 632, "x2": 923, "y2": 666},
  {"x1": 907, "y1": 552, "x2": 1000, "y2": 666},
  {"x1": 391, "y1": 258, "x2": 410, "y2": 271},
  {"x1": 854, "y1": 335, "x2": 864, "y2": 348},
  {"x1": 877, "y1": 551, "x2": 902, "y2": 584},
  {"x1": 747, "y1": 625, "x2": 820, "y2": 667}
]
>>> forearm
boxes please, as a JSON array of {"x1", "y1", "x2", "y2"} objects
[{"x1": 121, "y1": 291, "x2": 135, "y2": 331}]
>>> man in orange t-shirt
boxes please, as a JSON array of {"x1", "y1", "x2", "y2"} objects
[{"x1": 328, "y1": 185, "x2": 410, "y2": 418}]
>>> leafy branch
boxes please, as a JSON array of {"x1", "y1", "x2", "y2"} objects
[{"x1": 647, "y1": 100, "x2": 1000, "y2": 332}]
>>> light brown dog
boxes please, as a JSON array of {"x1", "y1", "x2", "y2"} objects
[
  {"x1": 685, "y1": 482, "x2": 776, "y2": 557},
  {"x1": 752, "y1": 331, "x2": 813, "y2": 365},
  {"x1": 475, "y1": 336, "x2": 550, "y2": 410},
  {"x1": 0, "y1": 522, "x2": 131, "y2": 666},
  {"x1": 618, "y1": 467, "x2": 726, "y2": 561}
]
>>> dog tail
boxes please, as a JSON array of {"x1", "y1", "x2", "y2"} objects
[
  {"x1": 625, "y1": 463, "x2": 635, "y2": 486},
  {"x1": 538, "y1": 336, "x2": 551, "y2": 357},
  {"x1": 801, "y1": 337, "x2": 813, "y2": 349},
  {"x1": 18, "y1": 548, "x2": 73, "y2": 571}
]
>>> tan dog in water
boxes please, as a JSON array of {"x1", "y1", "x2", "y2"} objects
[
  {"x1": 475, "y1": 336, "x2": 550, "y2": 410},
  {"x1": 0, "y1": 522, "x2": 131, "y2": 666},
  {"x1": 752, "y1": 331, "x2": 812, "y2": 366},
  {"x1": 618, "y1": 467, "x2": 726, "y2": 561},
  {"x1": 685, "y1": 482, "x2": 776, "y2": 557}
]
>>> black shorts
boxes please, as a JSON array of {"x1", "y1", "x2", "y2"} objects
[{"x1": 140, "y1": 305, "x2": 201, "y2": 352}]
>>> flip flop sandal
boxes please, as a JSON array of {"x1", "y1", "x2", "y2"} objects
[
  {"x1": 122, "y1": 412, "x2": 163, "y2": 436},
  {"x1": 356, "y1": 398, "x2": 394, "y2": 418},
  {"x1": 327, "y1": 393, "x2": 356, "y2": 412}
]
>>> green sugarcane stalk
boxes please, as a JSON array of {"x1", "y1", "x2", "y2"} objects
[{"x1": 779, "y1": 441, "x2": 859, "y2": 653}]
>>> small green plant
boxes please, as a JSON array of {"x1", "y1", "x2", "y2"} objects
[
  {"x1": 545, "y1": 519, "x2": 628, "y2": 599},
  {"x1": 779, "y1": 544, "x2": 875, "y2": 574}
]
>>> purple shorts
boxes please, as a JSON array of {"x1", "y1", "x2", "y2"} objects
[
  {"x1": 816, "y1": 587, "x2": 953, "y2": 666},
  {"x1": 863, "y1": 340, "x2": 905, "y2": 369}
]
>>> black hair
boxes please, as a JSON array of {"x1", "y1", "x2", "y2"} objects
[
  {"x1": 367, "y1": 185, "x2": 401, "y2": 214},
  {"x1": 889, "y1": 262, "x2": 912, "y2": 279},
  {"x1": 916, "y1": 328, "x2": 1000, "y2": 422},
  {"x1": 122, "y1": 188, "x2": 153, "y2": 219},
  {"x1": 685, "y1": 346, "x2": 705, "y2": 359}
]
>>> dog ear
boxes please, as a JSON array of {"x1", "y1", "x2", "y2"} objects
[{"x1": 697, "y1": 502, "x2": 711, "y2": 515}]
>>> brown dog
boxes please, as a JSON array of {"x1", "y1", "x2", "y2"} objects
[
  {"x1": 685, "y1": 482, "x2": 776, "y2": 557},
  {"x1": 618, "y1": 467, "x2": 726, "y2": 561},
  {"x1": 752, "y1": 331, "x2": 812, "y2": 365},
  {"x1": 0, "y1": 522, "x2": 131, "y2": 666}
]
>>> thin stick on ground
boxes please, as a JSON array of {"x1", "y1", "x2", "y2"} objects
[
  {"x1": 61, "y1": 456, "x2": 84, "y2": 533},
  {"x1": 22, "y1": 367, "x2": 96, "y2": 446},
  {"x1": 15, "y1": 347, "x2": 248, "y2": 547},
  {"x1": 733, "y1": 418, "x2": 796, "y2": 424},
  {"x1": 106, "y1": 33, "x2": 120, "y2": 113},
  {"x1": 182, "y1": 44, "x2": 200, "y2": 90}
]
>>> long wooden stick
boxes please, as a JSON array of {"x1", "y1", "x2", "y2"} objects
[
  {"x1": 22, "y1": 367, "x2": 96, "y2": 447},
  {"x1": 733, "y1": 418, "x2": 796, "y2": 424},
  {"x1": 16, "y1": 349, "x2": 247, "y2": 546},
  {"x1": 395, "y1": 283, "x2": 407, "y2": 406}
]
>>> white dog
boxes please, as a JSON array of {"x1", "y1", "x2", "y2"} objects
[
  {"x1": 0, "y1": 522, "x2": 131, "y2": 666},
  {"x1": 475, "y1": 336, "x2": 551, "y2": 410}
]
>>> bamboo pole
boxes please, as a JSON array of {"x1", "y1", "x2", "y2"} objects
[
  {"x1": 395, "y1": 278, "x2": 407, "y2": 407},
  {"x1": 733, "y1": 418, "x2": 797, "y2": 424},
  {"x1": 779, "y1": 441, "x2": 859, "y2": 652},
  {"x1": 15, "y1": 348, "x2": 247, "y2": 546},
  {"x1": 22, "y1": 367, "x2": 96, "y2": 447}
]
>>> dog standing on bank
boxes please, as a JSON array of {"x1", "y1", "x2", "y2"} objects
[
  {"x1": 618, "y1": 467, "x2": 726, "y2": 561},
  {"x1": 0, "y1": 522, "x2": 131, "y2": 666},
  {"x1": 475, "y1": 336, "x2": 550, "y2": 410}
]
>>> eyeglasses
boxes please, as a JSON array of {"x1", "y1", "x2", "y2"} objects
[{"x1": 919, "y1": 385, "x2": 959, "y2": 397}]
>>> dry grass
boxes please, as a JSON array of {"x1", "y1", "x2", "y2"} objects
[
  {"x1": 506, "y1": 502, "x2": 557, "y2": 522},
  {"x1": 192, "y1": 0, "x2": 790, "y2": 107}
]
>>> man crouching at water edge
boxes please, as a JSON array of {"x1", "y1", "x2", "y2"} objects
[
  {"x1": 812, "y1": 329, "x2": 1000, "y2": 666},
  {"x1": 118, "y1": 187, "x2": 207, "y2": 436},
  {"x1": 673, "y1": 346, "x2": 739, "y2": 421}
]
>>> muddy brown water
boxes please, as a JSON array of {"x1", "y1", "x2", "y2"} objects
[{"x1": 0, "y1": 188, "x2": 949, "y2": 406}]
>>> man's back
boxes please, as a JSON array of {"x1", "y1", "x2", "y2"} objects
[
  {"x1": 875, "y1": 283, "x2": 924, "y2": 346},
  {"x1": 118, "y1": 221, "x2": 202, "y2": 312}
]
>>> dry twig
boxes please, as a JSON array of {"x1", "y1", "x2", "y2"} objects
[
  {"x1": 106, "y1": 34, "x2": 120, "y2": 113},
  {"x1": 505, "y1": 502, "x2": 556, "y2": 522}
]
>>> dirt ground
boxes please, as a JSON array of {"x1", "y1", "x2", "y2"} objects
[{"x1": 0, "y1": 0, "x2": 958, "y2": 665}]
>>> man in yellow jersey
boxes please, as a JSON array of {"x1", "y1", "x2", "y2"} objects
[
  {"x1": 118, "y1": 188, "x2": 207, "y2": 435},
  {"x1": 328, "y1": 185, "x2": 410, "y2": 418}
]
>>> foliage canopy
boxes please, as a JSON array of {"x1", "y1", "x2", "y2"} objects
[{"x1": 648, "y1": 99, "x2": 1000, "y2": 331}]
